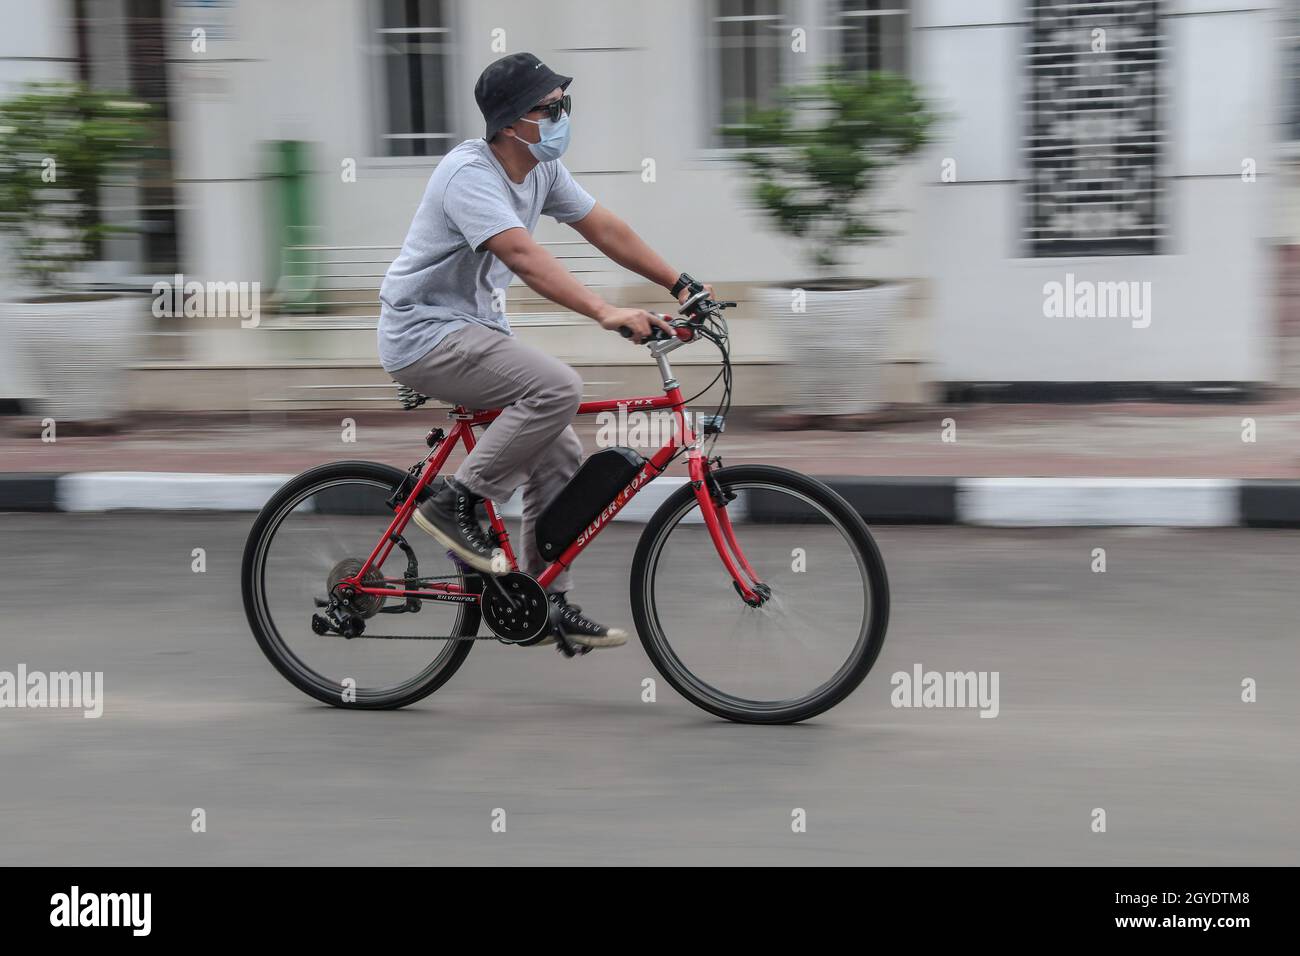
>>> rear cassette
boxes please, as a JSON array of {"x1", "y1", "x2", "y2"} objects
[{"x1": 327, "y1": 558, "x2": 386, "y2": 618}]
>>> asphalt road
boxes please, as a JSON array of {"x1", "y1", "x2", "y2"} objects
[{"x1": 1, "y1": 514, "x2": 1296, "y2": 865}]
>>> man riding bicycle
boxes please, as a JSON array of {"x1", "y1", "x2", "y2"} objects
[{"x1": 379, "y1": 52, "x2": 710, "y2": 649}]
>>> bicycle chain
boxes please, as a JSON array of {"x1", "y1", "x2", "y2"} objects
[
  {"x1": 328, "y1": 563, "x2": 559, "y2": 643},
  {"x1": 326, "y1": 633, "x2": 496, "y2": 641},
  {"x1": 316, "y1": 554, "x2": 600, "y2": 654},
  {"x1": 326, "y1": 570, "x2": 489, "y2": 640}
]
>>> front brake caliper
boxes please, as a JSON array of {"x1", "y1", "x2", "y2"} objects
[{"x1": 704, "y1": 462, "x2": 734, "y2": 510}]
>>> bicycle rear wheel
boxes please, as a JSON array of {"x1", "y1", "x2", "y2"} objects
[
  {"x1": 241, "y1": 460, "x2": 480, "y2": 709},
  {"x1": 630, "y1": 465, "x2": 889, "y2": 724}
]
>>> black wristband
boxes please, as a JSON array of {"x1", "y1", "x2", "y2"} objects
[{"x1": 671, "y1": 272, "x2": 697, "y2": 298}]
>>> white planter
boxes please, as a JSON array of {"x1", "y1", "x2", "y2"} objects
[
  {"x1": 756, "y1": 282, "x2": 905, "y2": 415},
  {"x1": 3, "y1": 294, "x2": 147, "y2": 422}
]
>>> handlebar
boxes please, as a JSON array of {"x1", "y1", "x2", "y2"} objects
[{"x1": 617, "y1": 294, "x2": 737, "y2": 344}]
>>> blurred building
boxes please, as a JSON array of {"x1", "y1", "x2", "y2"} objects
[
  {"x1": 1, "y1": 0, "x2": 1297, "y2": 409},
  {"x1": 926, "y1": 0, "x2": 1285, "y2": 390}
]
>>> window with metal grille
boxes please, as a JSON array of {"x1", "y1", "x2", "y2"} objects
[
  {"x1": 375, "y1": 0, "x2": 453, "y2": 157},
  {"x1": 712, "y1": 0, "x2": 787, "y2": 144},
  {"x1": 833, "y1": 0, "x2": 910, "y2": 74},
  {"x1": 1024, "y1": 0, "x2": 1166, "y2": 257}
]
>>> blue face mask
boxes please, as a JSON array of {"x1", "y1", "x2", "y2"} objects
[{"x1": 516, "y1": 111, "x2": 571, "y2": 162}]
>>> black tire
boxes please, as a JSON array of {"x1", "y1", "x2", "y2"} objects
[
  {"x1": 630, "y1": 465, "x2": 889, "y2": 724},
  {"x1": 241, "y1": 460, "x2": 479, "y2": 709}
]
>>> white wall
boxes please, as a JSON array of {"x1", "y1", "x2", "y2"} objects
[
  {"x1": 0, "y1": 0, "x2": 75, "y2": 92},
  {"x1": 917, "y1": 0, "x2": 1280, "y2": 383},
  {"x1": 0, "y1": 0, "x2": 76, "y2": 400}
]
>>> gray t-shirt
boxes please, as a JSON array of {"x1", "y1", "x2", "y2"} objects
[{"x1": 377, "y1": 138, "x2": 596, "y2": 373}]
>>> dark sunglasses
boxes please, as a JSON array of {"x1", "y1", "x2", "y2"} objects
[{"x1": 527, "y1": 94, "x2": 571, "y2": 122}]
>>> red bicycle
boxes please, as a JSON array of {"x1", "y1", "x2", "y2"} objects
[{"x1": 241, "y1": 291, "x2": 890, "y2": 723}]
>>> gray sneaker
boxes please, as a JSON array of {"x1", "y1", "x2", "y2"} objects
[
  {"x1": 548, "y1": 592, "x2": 628, "y2": 648},
  {"x1": 411, "y1": 477, "x2": 508, "y2": 575}
]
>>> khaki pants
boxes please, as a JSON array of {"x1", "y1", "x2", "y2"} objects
[{"x1": 390, "y1": 323, "x2": 584, "y2": 592}]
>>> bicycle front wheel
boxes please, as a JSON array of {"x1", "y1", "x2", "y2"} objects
[{"x1": 630, "y1": 465, "x2": 889, "y2": 724}]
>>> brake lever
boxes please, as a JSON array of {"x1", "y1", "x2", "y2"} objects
[
  {"x1": 678, "y1": 289, "x2": 711, "y2": 316},
  {"x1": 679, "y1": 290, "x2": 738, "y2": 319}
]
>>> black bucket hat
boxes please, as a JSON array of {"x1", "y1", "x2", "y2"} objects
[{"x1": 474, "y1": 52, "x2": 572, "y2": 140}]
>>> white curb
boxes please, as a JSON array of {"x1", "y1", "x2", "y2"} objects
[
  {"x1": 58, "y1": 472, "x2": 296, "y2": 512},
  {"x1": 54, "y1": 471, "x2": 696, "y2": 521},
  {"x1": 957, "y1": 477, "x2": 1239, "y2": 527},
  {"x1": 43, "y1": 472, "x2": 1253, "y2": 528}
]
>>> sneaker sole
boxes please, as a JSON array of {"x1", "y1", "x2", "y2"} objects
[
  {"x1": 566, "y1": 627, "x2": 629, "y2": 649},
  {"x1": 533, "y1": 632, "x2": 624, "y2": 649},
  {"x1": 411, "y1": 509, "x2": 509, "y2": 575}
]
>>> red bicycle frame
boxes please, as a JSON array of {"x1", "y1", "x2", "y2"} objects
[{"x1": 345, "y1": 382, "x2": 764, "y2": 606}]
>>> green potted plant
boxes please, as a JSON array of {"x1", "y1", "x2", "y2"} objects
[
  {"x1": 725, "y1": 69, "x2": 935, "y2": 424},
  {"x1": 0, "y1": 82, "x2": 153, "y2": 426}
]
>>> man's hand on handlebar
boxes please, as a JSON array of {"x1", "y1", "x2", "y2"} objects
[{"x1": 600, "y1": 306, "x2": 675, "y2": 344}]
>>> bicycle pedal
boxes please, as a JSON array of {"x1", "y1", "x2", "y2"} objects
[{"x1": 553, "y1": 632, "x2": 592, "y2": 658}]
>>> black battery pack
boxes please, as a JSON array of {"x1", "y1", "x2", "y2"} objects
[{"x1": 536, "y1": 447, "x2": 648, "y2": 559}]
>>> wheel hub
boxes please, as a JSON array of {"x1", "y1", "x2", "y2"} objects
[
  {"x1": 327, "y1": 558, "x2": 386, "y2": 618},
  {"x1": 734, "y1": 580, "x2": 772, "y2": 607}
]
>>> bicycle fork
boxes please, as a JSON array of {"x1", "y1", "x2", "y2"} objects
[{"x1": 690, "y1": 454, "x2": 769, "y2": 607}]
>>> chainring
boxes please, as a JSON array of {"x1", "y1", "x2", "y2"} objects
[{"x1": 482, "y1": 572, "x2": 551, "y2": 645}]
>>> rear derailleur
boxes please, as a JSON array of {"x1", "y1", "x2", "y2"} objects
[
  {"x1": 311, "y1": 533, "x2": 424, "y2": 638},
  {"x1": 311, "y1": 602, "x2": 366, "y2": 639}
]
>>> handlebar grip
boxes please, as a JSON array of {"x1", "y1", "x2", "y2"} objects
[{"x1": 618, "y1": 320, "x2": 675, "y2": 343}]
